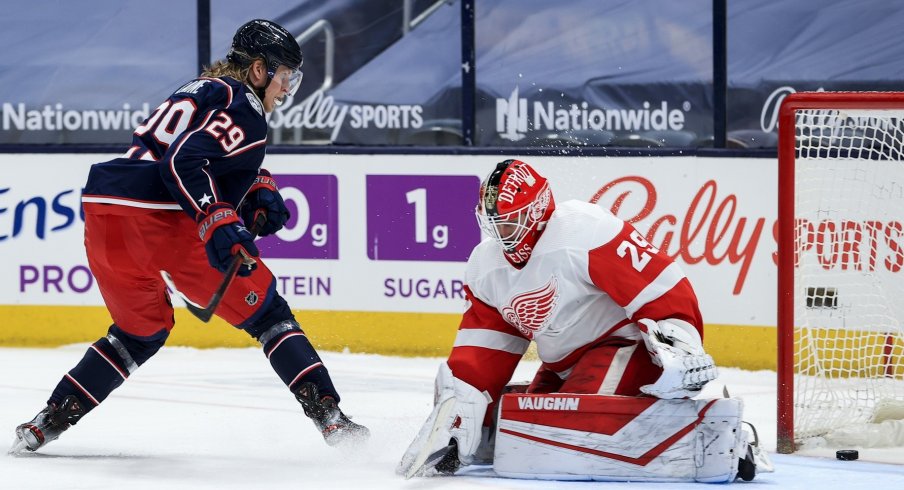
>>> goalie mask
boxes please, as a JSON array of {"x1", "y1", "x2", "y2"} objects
[
  {"x1": 476, "y1": 160, "x2": 555, "y2": 266},
  {"x1": 228, "y1": 19, "x2": 303, "y2": 106}
]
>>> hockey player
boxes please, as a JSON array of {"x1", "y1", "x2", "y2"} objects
[
  {"x1": 10, "y1": 19, "x2": 368, "y2": 454},
  {"x1": 398, "y1": 159, "x2": 770, "y2": 482}
]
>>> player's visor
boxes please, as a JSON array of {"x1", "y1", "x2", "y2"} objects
[{"x1": 271, "y1": 68, "x2": 303, "y2": 106}]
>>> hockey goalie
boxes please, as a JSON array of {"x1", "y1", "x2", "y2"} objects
[{"x1": 397, "y1": 159, "x2": 772, "y2": 483}]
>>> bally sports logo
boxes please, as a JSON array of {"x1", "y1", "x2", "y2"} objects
[{"x1": 517, "y1": 396, "x2": 580, "y2": 411}]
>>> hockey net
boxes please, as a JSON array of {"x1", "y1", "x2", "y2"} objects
[{"x1": 777, "y1": 92, "x2": 904, "y2": 453}]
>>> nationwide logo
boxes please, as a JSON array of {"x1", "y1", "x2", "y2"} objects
[
  {"x1": 2, "y1": 103, "x2": 151, "y2": 132},
  {"x1": 516, "y1": 396, "x2": 580, "y2": 411},
  {"x1": 496, "y1": 86, "x2": 689, "y2": 141}
]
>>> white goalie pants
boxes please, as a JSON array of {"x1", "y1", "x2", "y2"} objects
[{"x1": 492, "y1": 394, "x2": 747, "y2": 483}]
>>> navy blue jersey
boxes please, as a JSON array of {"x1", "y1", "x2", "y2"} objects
[{"x1": 83, "y1": 76, "x2": 269, "y2": 221}]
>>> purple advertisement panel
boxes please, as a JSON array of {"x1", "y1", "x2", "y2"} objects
[
  {"x1": 366, "y1": 175, "x2": 481, "y2": 261},
  {"x1": 256, "y1": 174, "x2": 338, "y2": 259}
]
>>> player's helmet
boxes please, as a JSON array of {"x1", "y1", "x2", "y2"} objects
[
  {"x1": 476, "y1": 159, "x2": 555, "y2": 265},
  {"x1": 227, "y1": 19, "x2": 303, "y2": 102}
]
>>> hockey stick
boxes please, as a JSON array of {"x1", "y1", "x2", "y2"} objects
[
  {"x1": 160, "y1": 212, "x2": 267, "y2": 323},
  {"x1": 400, "y1": 397, "x2": 457, "y2": 479}
]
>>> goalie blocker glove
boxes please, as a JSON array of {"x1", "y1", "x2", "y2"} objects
[
  {"x1": 240, "y1": 169, "x2": 290, "y2": 237},
  {"x1": 197, "y1": 203, "x2": 259, "y2": 276},
  {"x1": 638, "y1": 318, "x2": 717, "y2": 399}
]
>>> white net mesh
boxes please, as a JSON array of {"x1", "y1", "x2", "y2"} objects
[{"x1": 792, "y1": 106, "x2": 904, "y2": 443}]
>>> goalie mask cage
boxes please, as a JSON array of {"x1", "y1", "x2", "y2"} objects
[{"x1": 777, "y1": 92, "x2": 904, "y2": 454}]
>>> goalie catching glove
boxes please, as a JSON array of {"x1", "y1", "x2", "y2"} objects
[
  {"x1": 397, "y1": 363, "x2": 491, "y2": 479},
  {"x1": 637, "y1": 318, "x2": 717, "y2": 399},
  {"x1": 197, "y1": 203, "x2": 259, "y2": 277}
]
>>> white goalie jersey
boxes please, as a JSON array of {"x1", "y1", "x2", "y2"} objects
[
  {"x1": 398, "y1": 164, "x2": 766, "y2": 483},
  {"x1": 447, "y1": 199, "x2": 704, "y2": 405}
]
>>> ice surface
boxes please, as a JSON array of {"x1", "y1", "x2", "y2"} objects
[{"x1": 1, "y1": 346, "x2": 901, "y2": 489}]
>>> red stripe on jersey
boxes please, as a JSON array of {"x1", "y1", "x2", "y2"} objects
[
  {"x1": 82, "y1": 196, "x2": 179, "y2": 214},
  {"x1": 632, "y1": 278, "x2": 704, "y2": 337},
  {"x1": 588, "y1": 221, "x2": 673, "y2": 308},
  {"x1": 448, "y1": 345, "x2": 523, "y2": 404},
  {"x1": 460, "y1": 286, "x2": 525, "y2": 338},
  {"x1": 224, "y1": 138, "x2": 266, "y2": 157},
  {"x1": 167, "y1": 109, "x2": 217, "y2": 215}
]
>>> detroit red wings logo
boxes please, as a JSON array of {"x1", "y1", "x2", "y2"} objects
[{"x1": 502, "y1": 277, "x2": 559, "y2": 339}]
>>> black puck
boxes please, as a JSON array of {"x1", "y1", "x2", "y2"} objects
[{"x1": 836, "y1": 449, "x2": 859, "y2": 461}]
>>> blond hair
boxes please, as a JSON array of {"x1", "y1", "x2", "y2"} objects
[{"x1": 200, "y1": 58, "x2": 260, "y2": 81}]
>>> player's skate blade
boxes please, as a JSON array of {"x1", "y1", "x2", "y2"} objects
[
  {"x1": 294, "y1": 383, "x2": 370, "y2": 448},
  {"x1": 322, "y1": 421, "x2": 370, "y2": 448},
  {"x1": 8, "y1": 434, "x2": 30, "y2": 455},
  {"x1": 10, "y1": 395, "x2": 85, "y2": 454}
]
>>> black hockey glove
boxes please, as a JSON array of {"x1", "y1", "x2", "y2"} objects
[
  {"x1": 197, "y1": 203, "x2": 260, "y2": 277},
  {"x1": 240, "y1": 170, "x2": 289, "y2": 237}
]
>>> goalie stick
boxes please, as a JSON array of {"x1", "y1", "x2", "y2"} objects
[
  {"x1": 402, "y1": 397, "x2": 458, "y2": 479},
  {"x1": 160, "y1": 212, "x2": 267, "y2": 323}
]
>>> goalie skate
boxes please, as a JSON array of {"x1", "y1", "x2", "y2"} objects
[
  {"x1": 737, "y1": 421, "x2": 773, "y2": 480},
  {"x1": 294, "y1": 383, "x2": 369, "y2": 447},
  {"x1": 10, "y1": 396, "x2": 85, "y2": 454}
]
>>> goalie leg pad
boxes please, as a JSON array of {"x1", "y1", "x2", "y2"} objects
[
  {"x1": 397, "y1": 363, "x2": 492, "y2": 478},
  {"x1": 493, "y1": 394, "x2": 746, "y2": 483}
]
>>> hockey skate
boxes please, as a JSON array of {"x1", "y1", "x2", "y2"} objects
[
  {"x1": 294, "y1": 382, "x2": 370, "y2": 447},
  {"x1": 10, "y1": 396, "x2": 85, "y2": 454},
  {"x1": 736, "y1": 421, "x2": 774, "y2": 482}
]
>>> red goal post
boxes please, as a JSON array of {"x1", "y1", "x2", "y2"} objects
[{"x1": 777, "y1": 91, "x2": 904, "y2": 454}]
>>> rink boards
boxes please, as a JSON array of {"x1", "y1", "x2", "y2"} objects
[{"x1": 0, "y1": 152, "x2": 782, "y2": 369}]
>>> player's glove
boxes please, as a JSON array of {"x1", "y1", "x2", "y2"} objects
[
  {"x1": 197, "y1": 203, "x2": 259, "y2": 277},
  {"x1": 638, "y1": 318, "x2": 717, "y2": 399},
  {"x1": 239, "y1": 170, "x2": 289, "y2": 237}
]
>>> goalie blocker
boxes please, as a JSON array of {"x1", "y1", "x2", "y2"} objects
[{"x1": 494, "y1": 393, "x2": 750, "y2": 483}]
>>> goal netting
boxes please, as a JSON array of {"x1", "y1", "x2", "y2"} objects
[{"x1": 777, "y1": 92, "x2": 904, "y2": 453}]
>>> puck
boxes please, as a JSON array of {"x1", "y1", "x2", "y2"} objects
[{"x1": 836, "y1": 449, "x2": 859, "y2": 461}]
